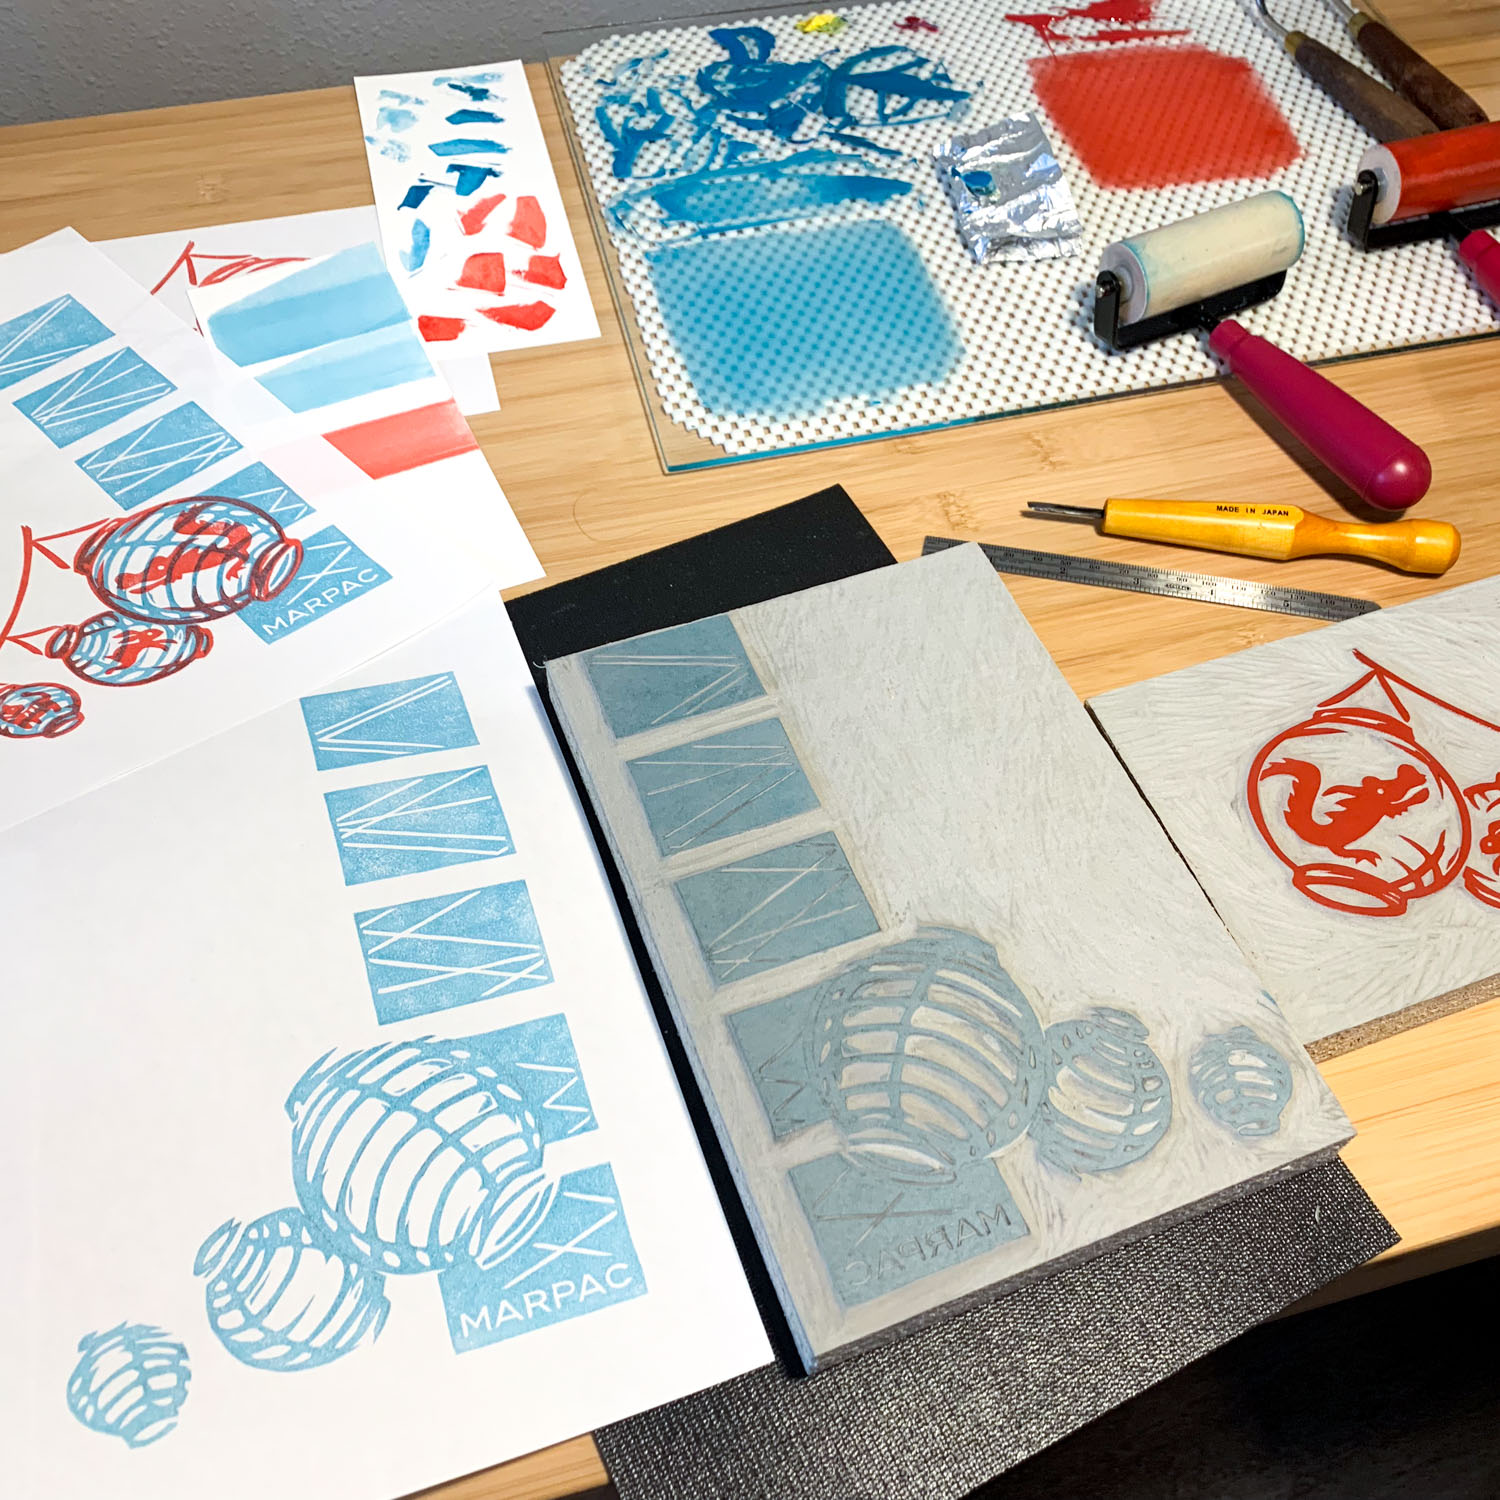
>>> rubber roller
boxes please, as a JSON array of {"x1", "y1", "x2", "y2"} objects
[
  {"x1": 1359, "y1": 122, "x2": 1500, "y2": 225},
  {"x1": 1097, "y1": 192, "x2": 1431, "y2": 512}
]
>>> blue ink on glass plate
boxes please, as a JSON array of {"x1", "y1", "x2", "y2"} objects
[
  {"x1": 0, "y1": 295, "x2": 112, "y2": 388},
  {"x1": 646, "y1": 219, "x2": 961, "y2": 418},
  {"x1": 65, "y1": 1324, "x2": 191, "y2": 1448},
  {"x1": 300, "y1": 670, "x2": 477, "y2": 771},
  {"x1": 16, "y1": 348, "x2": 175, "y2": 447}
]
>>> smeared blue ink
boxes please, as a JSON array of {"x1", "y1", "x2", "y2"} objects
[
  {"x1": 365, "y1": 134, "x2": 411, "y2": 163},
  {"x1": 204, "y1": 242, "x2": 408, "y2": 365},
  {"x1": 446, "y1": 107, "x2": 505, "y2": 124},
  {"x1": 401, "y1": 216, "x2": 431, "y2": 272},
  {"x1": 66, "y1": 1324, "x2": 191, "y2": 1448},
  {"x1": 446, "y1": 162, "x2": 502, "y2": 195},
  {"x1": 596, "y1": 84, "x2": 750, "y2": 180},
  {"x1": 434, "y1": 73, "x2": 506, "y2": 102},
  {"x1": 822, "y1": 45, "x2": 971, "y2": 126},
  {"x1": 255, "y1": 322, "x2": 433, "y2": 413},
  {"x1": 376, "y1": 105, "x2": 417, "y2": 132},
  {"x1": 698, "y1": 26, "x2": 830, "y2": 143},
  {"x1": 646, "y1": 220, "x2": 961, "y2": 418},
  {"x1": 829, "y1": 130, "x2": 902, "y2": 157},
  {"x1": 379, "y1": 88, "x2": 423, "y2": 105},
  {"x1": 398, "y1": 182, "x2": 434, "y2": 209},
  {"x1": 429, "y1": 136, "x2": 511, "y2": 157}
]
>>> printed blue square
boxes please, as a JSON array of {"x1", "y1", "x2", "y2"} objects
[
  {"x1": 581, "y1": 614, "x2": 764, "y2": 739},
  {"x1": 439, "y1": 1163, "x2": 646, "y2": 1353},
  {"x1": 675, "y1": 831, "x2": 880, "y2": 986},
  {"x1": 0, "y1": 295, "x2": 111, "y2": 388},
  {"x1": 461, "y1": 1013, "x2": 597, "y2": 1146},
  {"x1": 78, "y1": 401, "x2": 242, "y2": 507},
  {"x1": 627, "y1": 717, "x2": 819, "y2": 855},
  {"x1": 354, "y1": 880, "x2": 552, "y2": 1023},
  {"x1": 236, "y1": 526, "x2": 391, "y2": 642},
  {"x1": 789, "y1": 1153, "x2": 1027, "y2": 1308},
  {"x1": 15, "y1": 347, "x2": 174, "y2": 446},
  {"x1": 323, "y1": 764, "x2": 512, "y2": 885},
  {"x1": 214, "y1": 461, "x2": 315, "y2": 526},
  {"x1": 726, "y1": 985, "x2": 830, "y2": 1138},
  {"x1": 299, "y1": 671, "x2": 478, "y2": 771}
]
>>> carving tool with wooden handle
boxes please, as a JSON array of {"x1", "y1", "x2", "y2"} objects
[
  {"x1": 1323, "y1": 0, "x2": 1487, "y2": 130},
  {"x1": 1024, "y1": 499, "x2": 1462, "y2": 574},
  {"x1": 1255, "y1": 0, "x2": 1436, "y2": 142}
]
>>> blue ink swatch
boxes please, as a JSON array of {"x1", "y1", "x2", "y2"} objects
[
  {"x1": 300, "y1": 670, "x2": 478, "y2": 771},
  {"x1": 447, "y1": 108, "x2": 505, "y2": 124},
  {"x1": 789, "y1": 1153, "x2": 1026, "y2": 1307},
  {"x1": 65, "y1": 1323, "x2": 191, "y2": 1448},
  {"x1": 465, "y1": 1012, "x2": 597, "y2": 1143},
  {"x1": 440, "y1": 1163, "x2": 646, "y2": 1353},
  {"x1": 626, "y1": 717, "x2": 819, "y2": 854},
  {"x1": 582, "y1": 613, "x2": 764, "y2": 738},
  {"x1": 353, "y1": 881, "x2": 553, "y2": 1023},
  {"x1": 726, "y1": 983, "x2": 829, "y2": 1137},
  {"x1": 376, "y1": 104, "x2": 417, "y2": 132},
  {"x1": 446, "y1": 162, "x2": 502, "y2": 195},
  {"x1": 203, "y1": 243, "x2": 410, "y2": 365},
  {"x1": 399, "y1": 182, "x2": 435, "y2": 209},
  {"x1": 429, "y1": 137, "x2": 510, "y2": 157},
  {"x1": 16, "y1": 348, "x2": 174, "y2": 447},
  {"x1": 1190, "y1": 1026, "x2": 1294, "y2": 1138},
  {"x1": 78, "y1": 402, "x2": 241, "y2": 507},
  {"x1": 237, "y1": 526, "x2": 391, "y2": 642},
  {"x1": 646, "y1": 220, "x2": 962, "y2": 419},
  {"x1": 255, "y1": 322, "x2": 433, "y2": 413},
  {"x1": 214, "y1": 461, "x2": 314, "y2": 525},
  {"x1": 401, "y1": 218, "x2": 431, "y2": 274},
  {"x1": 675, "y1": 831, "x2": 880, "y2": 985},
  {"x1": 323, "y1": 763, "x2": 513, "y2": 885},
  {"x1": 0, "y1": 294, "x2": 111, "y2": 388}
]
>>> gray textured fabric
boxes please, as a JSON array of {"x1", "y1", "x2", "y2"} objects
[{"x1": 597, "y1": 1159, "x2": 1395, "y2": 1500}]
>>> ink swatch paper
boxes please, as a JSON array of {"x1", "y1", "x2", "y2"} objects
[
  {"x1": 0, "y1": 228, "x2": 506, "y2": 834},
  {"x1": 0, "y1": 595, "x2": 770, "y2": 1500},
  {"x1": 354, "y1": 59, "x2": 600, "y2": 355}
]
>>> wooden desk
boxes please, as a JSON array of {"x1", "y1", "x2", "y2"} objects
[{"x1": 3, "y1": 3, "x2": 1497, "y2": 1494}]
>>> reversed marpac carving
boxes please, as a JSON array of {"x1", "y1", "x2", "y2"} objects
[
  {"x1": 806, "y1": 928, "x2": 1047, "y2": 1183},
  {"x1": 65, "y1": 1323, "x2": 191, "y2": 1448},
  {"x1": 285, "y1": 1038, "x2": 557, "y2": 1275},
  {"x1": 195, "y1": 1209, "x2": 391, "y2": 1372},
  {"x1": 1190, "y1": 1026, "x2": 1294, "y2": 1139},
  {"x1": 1030, "y1": 1007, "x2": 1172, "y2": 1174}
]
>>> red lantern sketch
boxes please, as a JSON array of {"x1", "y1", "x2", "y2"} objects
[{"x1": 1247, "y1": 652, "x2": 1500, "y2": 918}]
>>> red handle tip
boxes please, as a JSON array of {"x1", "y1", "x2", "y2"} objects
[{"x1": 1363, "y1": 450, "x2": 1432, "y2": 511}]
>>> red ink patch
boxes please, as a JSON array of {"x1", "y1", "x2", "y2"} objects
[
  {"x1": 324, "y1": 402, "x2": 478, "y2": 479},
  {"x1": 418, "y1": 314, "x2": 466, "y2": 342},
  {"x1": 1030, "y1": 45, "x2": 1301, "y2": 189},
  {"x1": 460, "y1": 192, "x2": 507, "y2": 235},
  {"x1": 480, "y1": 302, "x2": 556, "y2": 332},
  {"x1": 1005, "y1": 0, "x2": 1187, "y2": 49},
  {"x1": 520, "y1": 254, "x2": 566, "y2": 289},
  {"x1": 456, "y1": 252, "x2": 508, "y2": 295},
  {"x1": 508, "y1": 196, "x2": 547, "y2": 249},
  {"x1": 894, "y1": 15, "x2": 940, "y2": 33}
]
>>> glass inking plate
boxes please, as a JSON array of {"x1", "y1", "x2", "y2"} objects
[{"x1": 546, "y1": 0, "x2": 1498, "y2": 471}]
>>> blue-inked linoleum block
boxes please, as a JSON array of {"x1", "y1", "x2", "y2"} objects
[{"x1": 256, "y1": 322, "x2": 434, "y2": 413}]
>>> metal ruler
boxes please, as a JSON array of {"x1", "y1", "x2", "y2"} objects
[{"x1": 922, "y1": 537, "x2": 1379, "y2": 622}]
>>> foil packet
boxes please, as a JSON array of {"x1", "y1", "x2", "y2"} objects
[{"x1": 933, "y1": 113, "x2": 1083, "y2": 264}]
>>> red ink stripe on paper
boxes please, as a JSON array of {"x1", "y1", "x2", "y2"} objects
[
  {"x1": 460, "y1": 192, "x2": 507, "y2": 235},
  {"x1": 324, "y1": 401, "x2": 477, "y2": 478},
  {"x1": 480, "y1": 302, "x2": 555, "y2": 331},
  {"x1": 508, "y1": 195, "x2": 547, "y2": 249},
  {"x1": 521, "y1": 253, "x2": 566, "y2": 289},
  {"x1": 457, "y1": 252, "x2": 507, "y2": 295},
  {"x1": 418, "y1": 314, "x2": 467, "y2": 341}
]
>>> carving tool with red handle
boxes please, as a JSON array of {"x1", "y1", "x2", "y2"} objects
[{"x1": 1094, "y1": 192, "x2": 1432, "y2": 512}]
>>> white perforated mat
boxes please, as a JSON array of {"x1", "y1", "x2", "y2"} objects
[{"x1": 558, "y1": 0, "x2": 1498, "y2": 462}]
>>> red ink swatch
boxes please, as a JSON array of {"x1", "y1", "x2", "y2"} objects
[
  {"x1": 324, "y1": 402, "x2": 477, "y2": 479},
  {"x1": 456, "y1": 252, "x2": 508, "y2": 295},
  {"x1": 508, "y1": 195, "x2": 547, "y2": 249},
  {"x1": 460, "y1": 192, "x2": 507, "y2": 235},
  {"x1": 520, "y1": 254, "x2": 566, "y2": 289},
  {"x1": 480, "y1": 302, "x2": 556, "y2": 332},
  {"x1": 1030, "y1": 45, "x2": 1301, "y2": 189},
  {"x1": 1004, "y1": 0, "x2": 1187, "y2": 49},
  {"x1": 418, "y1": 314, "x2": 466, "y2": 341}
]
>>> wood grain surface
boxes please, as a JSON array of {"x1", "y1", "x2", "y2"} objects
[{"x1": 2, "y1": 1, "x2": 1496, "y2": 1495}]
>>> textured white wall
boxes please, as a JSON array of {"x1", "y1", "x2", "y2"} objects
[{"x1": 1, "y1": 0, "x2": 671, "y2": 125}]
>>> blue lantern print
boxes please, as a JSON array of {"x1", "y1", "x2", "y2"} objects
[
  {"x1": 0, "y1": 681, "x2": 83, "y2": 738},
  {"x1": 74, "y1": 496, "x2": 303, "y2": 624},
  {"x1": 286, "y1": 1037, "x2": 558, "y2": 1275},
  {"x1": 1190, "y1": 1026, "x2": 1295, "y2": 1138},
  {"x1": 46, "y1": 612, "x2": 213, "y2": 687},
  {"x1": 65, "y1": 1322, "x2": 191, "y2": 1448},
  {"x1": 195, "y1": 1209, "x2": 390, "y2": 1372},
  {"x1": 807, "y1": 928, "x2": 1047, "y2": 1183},
  {"x1": 1029, "y1": 1007, "x2": 1173, "y2": 1175}
]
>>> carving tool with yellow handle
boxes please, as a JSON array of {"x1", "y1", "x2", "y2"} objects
[{"x1": 1024, "y1": 499, "x2": 1460, "y2": 575}]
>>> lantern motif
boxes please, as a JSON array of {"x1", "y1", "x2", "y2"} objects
[
  {"x1": 195, "y1": 1209, "x2": 390, "y2": 1372},
  {"x1": 46, "y1": 612, "x2": 212, "y2": 687},
  {"x1": 807, "y1": 928, "x2": 1047, "y2": 1183},
  {"x1": 74, "y1": 496, "x2": 302, "y2": 624},
  {"x1": 286, "y1": 1038, "x2": 557, "y2": 1274},
  {"x1": 65, "y1": 1322, "x2": 191, "y2": 1449},
  {"x1": 1462, "y1": 776, "x2": 1500, "y2": 910},
  {"x1": 1189, "y1": 1026, "x2": 1294, "y2": 1138},
  {"x1": 0, "y1": 681, "x2": 83, "y2": 738},
  {"x1": 1029, "y1": 1006, "x2": 1172, "y2": 1174}
]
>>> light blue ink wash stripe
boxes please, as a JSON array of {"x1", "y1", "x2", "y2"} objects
[
  {"x1": 256, "y1": 323, "x2": 435, "y2": 413},
  {"x1": 204, "y1": 244, "x2": 411, "y2": 366}
]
